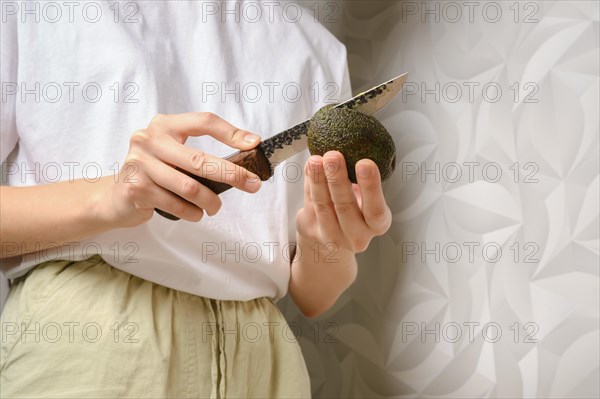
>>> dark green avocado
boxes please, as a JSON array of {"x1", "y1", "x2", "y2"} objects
[{"x1": 307, "y1": 104, "x2": 396, "y2": 183}]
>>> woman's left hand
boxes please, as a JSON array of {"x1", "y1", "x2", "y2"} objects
[{"x1": 296, "y1": 151, "x2": 392, "y2": 254}]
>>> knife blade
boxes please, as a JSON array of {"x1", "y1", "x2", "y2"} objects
[
  {"x1": 261, "y1": 72, "x2": 408, "y2": 167},
  {"x1": 156, "y1": 72, "x2": 408, "y2": 220}
]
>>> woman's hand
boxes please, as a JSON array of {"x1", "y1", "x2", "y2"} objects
[
  {"x1": 289, "y1": 150, "x2": 392, "y2": 317},
  {"x1": 101, "y1": 112, "x2": 263, "y2": 228},
  {"x1": 0, "y1": 112, "x2": 263, "y2": 260},
  {"x1": 296, "y1": 151, "x2": 392, "y2": 254}
]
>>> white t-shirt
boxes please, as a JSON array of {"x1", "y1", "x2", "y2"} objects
[{"x1": 0, "y1": 1, "x2": 351, "y2": 301}]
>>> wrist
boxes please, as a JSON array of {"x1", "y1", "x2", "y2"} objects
[
  {"x1": 290, "y1": 232, "x2": 358, "y2": 318},
  {"x1": 86, "y1": 176, "x2": 122, "y2": 231}
]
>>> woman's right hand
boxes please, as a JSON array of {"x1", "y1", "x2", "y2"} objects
[{"x1": 100, "y1": 112, "x2": 263, "y2": 228}]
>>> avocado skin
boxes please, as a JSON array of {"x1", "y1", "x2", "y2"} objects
[{"x1": 307, "y1": 104, "x2": 396, "y2": 183}]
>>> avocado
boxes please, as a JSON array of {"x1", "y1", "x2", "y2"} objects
[{"x1": 307, "y1": 104, "x2": 396, "y2": 183}]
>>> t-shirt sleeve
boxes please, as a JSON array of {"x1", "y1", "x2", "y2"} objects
[{"x1": 1, "y1": 15, "x2": 19, "y2": 163}]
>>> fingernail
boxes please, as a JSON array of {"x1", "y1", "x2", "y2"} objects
[
  {"x1": 246, "y1": 175, "x2": 261, "y2": 190},
  {"x1": 358, "y1": 164, "x2": 372, "y2": 178},
  {"x1": 309, "y1": 161, "x2": 321, "y2": 176},
  {"x1": 244, "y1": 134, "x2": 260, "y2": 144},
  {"x1": 325, "y1": 159, "x2": 339, "y2": 176}
]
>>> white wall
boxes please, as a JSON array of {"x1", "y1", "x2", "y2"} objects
[{"x1": 277, "y1": 1, "x2": 600, "y2": 397}]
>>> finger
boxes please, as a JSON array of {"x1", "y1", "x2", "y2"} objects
[
  {"x1": 322, "y1": 151, "x2": 369, "y2": 236},
  {"x1": 307, "y1": 156, "x2": 344, "y2": 244},
  {"x1": 149, "y1": 113, "x2": 261, "y2": 150},
  {"x1": 153, "y1": 141, "x2": 262, "y2": 193},
  {"x1": 355, "y1": 159, "x2": 392, "y2": 235},
  {"x1": 352, "y1": 184, "x2": 363, "y2": 208},
  {"x1": 153, "y1": 188, "x2": 205, "y2": 222},
  {"x1": 295, "y1": 163, "x2": 316, "y2": 239},
  {"x1": 143, "y1": 155, "x2": 222, "y2": 216},
  {"x1": 303, "y1": 161, "x2": 312, "y2": 207}
]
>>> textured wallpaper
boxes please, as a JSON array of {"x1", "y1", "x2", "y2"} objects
[
  {"x1": 277, "y1": 0, "x2": 600, "y2": 397},
  {"x1": 0, "y1": 1, "x2": 597, "y2": 398}
]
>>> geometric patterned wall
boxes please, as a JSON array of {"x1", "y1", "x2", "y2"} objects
[
  {"x1": 277, "y1": 1, "x2": 600, "y2": 397},
  {"x1": 0, "y1": 1, "x2": 596, "y2": 397}
]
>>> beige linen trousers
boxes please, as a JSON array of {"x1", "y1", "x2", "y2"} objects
[{"x1": 0, "y1": 255, "x2": 311, "y2": 398}]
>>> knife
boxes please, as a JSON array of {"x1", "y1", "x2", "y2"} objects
[{"x1": 156, "y1": 72, "x2": 408, "y2": 221}]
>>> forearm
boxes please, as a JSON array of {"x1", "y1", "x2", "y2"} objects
[
  {"x1": 1, "y1": 114, "x2": 264, "y2": 261},
  {"x1": 0, "y1": 177, "x2": 114, "y2": 259},
  {"x1": 288, "y1": 232, "x2": 358, "y2": 318}
]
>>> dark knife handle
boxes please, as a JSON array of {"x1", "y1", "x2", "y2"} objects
[{"x1": 155, "y1": 147, "x2": 272, "y2": 221}]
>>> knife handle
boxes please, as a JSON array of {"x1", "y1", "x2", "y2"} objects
[{"x1": 155, "y1": 147, "x2": 272, "y2": 221}]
